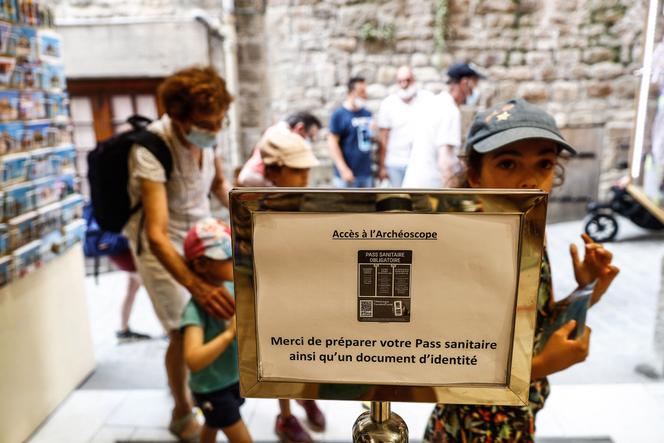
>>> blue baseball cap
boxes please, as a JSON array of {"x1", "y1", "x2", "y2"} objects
[{"x1": 447, "y1": 62, "x2": 486, "y2": 82}]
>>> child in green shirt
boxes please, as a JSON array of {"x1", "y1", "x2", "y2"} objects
[{"x1": 181, "y1": 217, "x2": 252, "y2": 443}]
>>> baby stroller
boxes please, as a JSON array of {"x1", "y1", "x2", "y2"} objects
[{"x1": 584, "y1": 185, "x2": 664, "y2": 242}]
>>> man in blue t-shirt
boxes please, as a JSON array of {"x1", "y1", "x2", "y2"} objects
[{"x1": 328, "y1": 76, "x2": 376, "y2": 187}]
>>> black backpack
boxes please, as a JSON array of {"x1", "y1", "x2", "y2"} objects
[{"x1": 87, "y1": 115, "x2": 173, "y2": 233}]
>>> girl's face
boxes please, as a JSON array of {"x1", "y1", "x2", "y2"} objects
[
  {"x1": 468, "y1": 139, "x2": 558, "y2": 193},
  {"x1": 193, "y1": 257, "x2": 234, "y2": 286}
]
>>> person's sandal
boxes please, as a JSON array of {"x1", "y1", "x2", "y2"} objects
[
  {"x1": 168, "y1": 411, "x2": 200, "y2": 443},
  {"x1": 296, "y1": 399, "x2": 326, "y2": 431},
  {"x1": 275, "y1": 414, "x2": 313, "y2": 443}
]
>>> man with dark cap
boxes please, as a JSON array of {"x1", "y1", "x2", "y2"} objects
[
  {"x1": 402, "y1": 62, "x2": 484, "y2": 188},
  {"x1": 446, "y1": 62, "x2": 483, "y2": 108}
]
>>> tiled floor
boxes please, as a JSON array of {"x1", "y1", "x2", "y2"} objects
[
  {"x1": 28, "y1": 384, "x2": 664, "y2": 442},
  {"x1": 26, "y1": 220, "x2": 664, "y2": 443},
  {"x1": 28, "y1": 390, "x2": 430, "y2": 442}
]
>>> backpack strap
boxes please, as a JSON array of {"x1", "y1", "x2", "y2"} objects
[
  {"x1": 128, "y1": 129, "x2": 173, "y2": 256},
  {"x1": 127, "y1": 115, "x2": 153, "y2": 130},
  {"x1": 130, "y1": 129, "x2": 173, "y2": 180}
]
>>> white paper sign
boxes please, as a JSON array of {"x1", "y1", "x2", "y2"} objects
[{"x1": 253, "y1": 212, "x2": 520, "y2": 386}]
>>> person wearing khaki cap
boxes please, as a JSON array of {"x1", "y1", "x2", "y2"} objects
[
  {"x1": 237, "y1": 112, "x2": 322, "y2": 187},
  {"x1": 257, "y1": 128, "x2": 320, "y2": 188},
  {"x1": 238, "y1": 127, "x2": 324, "y2": 440}
]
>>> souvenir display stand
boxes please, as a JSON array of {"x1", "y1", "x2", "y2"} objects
[
  {"x1": 0, "y1": 245, "x2": 93, "y2": 443},
  {"x1": 0, "y1": 2, "x2": 93, "y2": 442}
]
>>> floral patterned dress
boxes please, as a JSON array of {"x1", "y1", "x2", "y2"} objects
[{"x1": 423, "y1": 250, "x2": 554, "y2": 443}]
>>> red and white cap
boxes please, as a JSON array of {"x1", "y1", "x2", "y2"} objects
[{"x1": 184, "y1": 218, "x2": 233, "y2": 262}]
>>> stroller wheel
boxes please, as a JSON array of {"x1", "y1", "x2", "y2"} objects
[{"x1": 584, "y1": 213, "x2": 618, "y2": 242}]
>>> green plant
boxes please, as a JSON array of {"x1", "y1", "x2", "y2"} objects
[
  {"x1": 434, "y1": 0, "x2": 449, "y2": 50},
  {"x1": 590, "y1": 3, "x2": 627, "y2": 26},
  {"x1": 511, "y1": 0, "x2": 524, "y2": 29},
  {"x1": 358, "y1": 21, "x2": 396, "y2": 43}
]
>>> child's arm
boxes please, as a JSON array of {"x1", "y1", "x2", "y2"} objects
[
  {"x1": 183, "y1": 316, "x2": 237, "y2": 373},
  {"x1": 531, "y1": 320, "x2": 590, "y2": 380},
  {"x1": 569, "y1": 234, "x2": 619, "y2": 306}
]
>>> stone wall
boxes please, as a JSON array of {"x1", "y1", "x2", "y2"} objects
[
  {"x1": 235, "y1": 1, "x2": 271, "y2": 166},
  {"x1": 236, "y1": 0, "x2": 648, "y2": 219},
  {"x1": 53, "y1": 0, "x2": 222, "y2": 18},
  {"x1": 52, "y1": 0, "x2": 651, "y2": 219}
]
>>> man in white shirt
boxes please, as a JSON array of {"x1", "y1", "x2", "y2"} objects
[
  {"x1": 377, "y1": 66, "x2": 433, "y2": 187},
  {"x1": 402, "y1": 62, "x2": 484, "y2": 188}
]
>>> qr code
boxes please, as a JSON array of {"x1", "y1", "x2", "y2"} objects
[
  {"x1": 360, "y1": 300, "x2": 373, "y2": 318},
  {"x1": 394, "y1": 300, "x2": 402, "y2": 317}
]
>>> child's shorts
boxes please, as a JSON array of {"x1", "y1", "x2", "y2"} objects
[{"x1": 193, "y1": 382, "x2": 245, "y2": 429}]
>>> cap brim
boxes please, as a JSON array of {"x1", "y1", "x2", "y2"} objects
[
  {"x1": 473, "y1": 127, "x2": 577, "y2": 155},
  {"x1": 446, "y1": 71, "x2": 486, "y2": 82},
  {"x1": 204, "y1": 249, "x2": 231, "y2": 261},
  {"x1": 283, "y1": 150, "x2": 321, "y2": 169}
]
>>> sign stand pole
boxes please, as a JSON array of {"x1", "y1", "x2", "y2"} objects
[{"x1": 352, "y1": 401, "x2": 408, "y2": 442}]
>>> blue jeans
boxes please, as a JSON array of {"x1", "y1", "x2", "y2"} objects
[
  {"x1": 333, "y1": 175, "x2": 374, "y2": 188},
  {"x1": 386, "y1": 165, "x2": 407, "y2": 187}
]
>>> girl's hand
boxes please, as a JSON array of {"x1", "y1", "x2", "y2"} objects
[
  {"x1": 533, "y1": 321, "x2": 590, "y2": 379},
  {"x1": 570, "y1": 233, "x2": 611, "y2": 285},
  {"x1": 590, "y1": 262, "x2": 620, "y2": 306},
  {"x1": 570, "y1": 233, "x2": 620, "y2": 305}
]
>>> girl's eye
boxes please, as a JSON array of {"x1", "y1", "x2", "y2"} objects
[
  {"x1": 538, "y1": 159, "x2": 555, "y2": 170},
  {"x1": 497, "y1": 159, "x2": 516, "y2": 170}
]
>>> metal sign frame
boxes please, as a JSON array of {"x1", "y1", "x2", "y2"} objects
[{"x1": 230, "y1": 189, "x2": 547, "y2": 406}]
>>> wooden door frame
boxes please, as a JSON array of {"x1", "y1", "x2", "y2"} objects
[{"x1": 68, "y1": 78, "x2": 165, "y2": 141}]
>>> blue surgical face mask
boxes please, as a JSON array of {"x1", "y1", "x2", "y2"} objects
[
  {"x1": 466, "y1": 87, "x2": 480, "y2": 106},
  {"x1": 185, "y1": 125, "x2": 218, "y2": 149}
]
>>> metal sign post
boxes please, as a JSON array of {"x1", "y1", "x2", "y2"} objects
[{"x1": 352, "y1": 401, "x2": 408, "y2": 442}]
